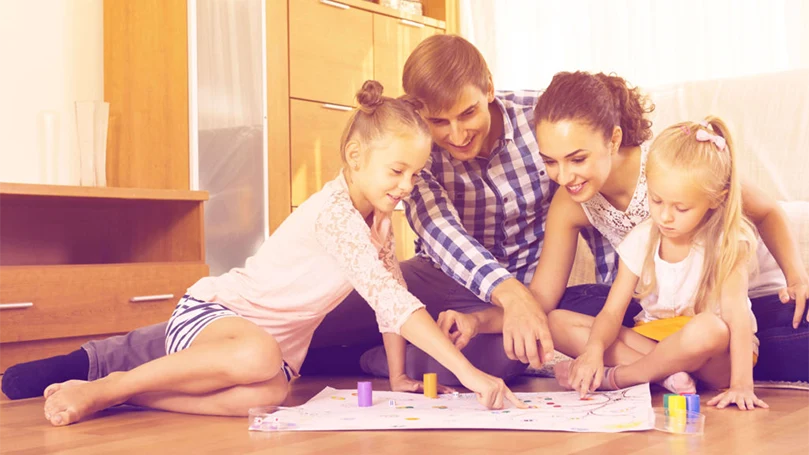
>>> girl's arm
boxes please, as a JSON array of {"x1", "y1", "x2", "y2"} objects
[
  {"x1": 742, "y1": 181, "x2": 809, "y2": 327},
  {"x1": 314, "y1": 204, "x2": 523, "y2": 409},
  {"x1": 568, "y1": 260, "x2": 639, "y2": 397},
  {"x1": 382, "y1": 333, "x2": 454, "y2": 393},
  {"x1": 529, "y1": 189, "x2": 592, "y2": 314},
  {"x1": 707, "y1": 263, "x2": 769, "y2": 410}
]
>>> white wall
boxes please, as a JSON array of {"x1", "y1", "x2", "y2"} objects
[{"x1": 0, "y1": 0, "x2": 103, "y2": 185}]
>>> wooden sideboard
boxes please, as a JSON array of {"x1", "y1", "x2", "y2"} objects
[{"x1": 0, "y1": 183, "x2": 208, "y2": 372}]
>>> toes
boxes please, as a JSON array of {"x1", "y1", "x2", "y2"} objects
[
  {"x1": 44, "y1": 383, "x2": 61, "y2": 398},
  {"x1": 49, "y1": 410, "x2": 72, "y2": 427}
]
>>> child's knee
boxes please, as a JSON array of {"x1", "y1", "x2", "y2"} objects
[
  {"x1": 229, "y1": 337, "x2": 284, "y2": 384},
  {"x1": 687, "y1": 313, "x2": 730, "y2": 354}
]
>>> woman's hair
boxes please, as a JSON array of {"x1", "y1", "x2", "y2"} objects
[
  {"x1": 402, "y1": 34, "x2": 491, "y2": 113},
  {"x1": 534, "y1": 71, "x2": 655, "y2": 147},
  {"x1": 636, "y1": 116, "x2": 757, "y2": 313},
  {"x1": 339, "y1": 80, "x2": 430, "y2": 168}
]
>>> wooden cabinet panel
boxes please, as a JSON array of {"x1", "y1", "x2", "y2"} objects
[
  {"x1": 104, "y1": 0, "x2": 189, "y2": 190},
  {"x1": 392, "y1": 209, "x2": 417, "y2": 260},
  {"x1": 0, "y1": 263, "x2": 207, "y2": 343},
  {"x1": 290, "y1": 0, "x2": 374, "y2": 106},
  {"x1": 290, "y1": 99, "x2": 352, "y2": 206},
  {"x1": 374, "y1": 15, "x2": 442, "y2": 98}
]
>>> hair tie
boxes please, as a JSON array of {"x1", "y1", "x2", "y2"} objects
[{"x1": 695, "y1": 129, "x2": 726, "y2": 151}]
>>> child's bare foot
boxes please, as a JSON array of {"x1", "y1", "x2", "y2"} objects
[
  {"x1": 657, "y1": 372, "x2": 696, "y2": 394},
  {"x1": 43, "y1": 378, "x2": 122, "y2": 426},
  {"x1": 552, "y1": 360, "x2": 573, "y2": 388},
  {"x1": 44, "y1": 379, "x2": 86, "y2": 399}
]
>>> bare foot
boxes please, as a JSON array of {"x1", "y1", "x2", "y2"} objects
[
  {"x1": 43, "y1": 378, "x2": 122, "y2": 426},
  {"x1": 552, "y1": 360, "x2": 573, "y2": 389},
  {"x1": 658, "y1": 372, "x2": 696, "y2": 394},
  {"x1": 44, "y1": 379, "x2": 86, "y2": 399}
]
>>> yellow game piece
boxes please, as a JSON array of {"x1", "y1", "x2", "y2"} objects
[{"x1": 423, "y1": 373, "x2": 437, "y2": 398}]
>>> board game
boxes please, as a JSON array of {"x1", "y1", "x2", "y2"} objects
[{"x1": 249, "y1": 384, "x2": 654, "y2": 433}]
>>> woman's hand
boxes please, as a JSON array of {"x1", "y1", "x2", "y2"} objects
[{"x1": 779, "y1": 271, "x2": 809, "y2": 328}]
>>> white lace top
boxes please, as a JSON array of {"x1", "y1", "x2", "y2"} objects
[
  {"x1": 581, "y1": 142, "x2": 651, "y2": 249},
  {"x1": 187, "y1": 173, "x2": 424, "y2": 373}
]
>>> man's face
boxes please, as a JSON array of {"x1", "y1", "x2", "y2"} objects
[{"x1": 421, "y1": 84, "x2": 495, "y2": 161}]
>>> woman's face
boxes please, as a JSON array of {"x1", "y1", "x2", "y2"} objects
[{"x1": 536, "y1": 120, "x2": 615, "y2": 203}]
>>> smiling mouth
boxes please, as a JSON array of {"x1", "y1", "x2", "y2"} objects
[
  {"x1": 449, "y1": 136, "x2": 474, "y2": 150},
  {"x1": 566, "y1": 182, "x2": 586, "y2": 194}
]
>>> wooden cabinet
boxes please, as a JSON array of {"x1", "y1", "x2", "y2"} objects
[
  {"x1": 278, "y1": 0, "x2": 449, "y2": 260},
  {"x1": 0, "y1": 184, "x2": 208, "y2": 371},
  {"x1": 289, "y1": 0, "x2": 375, "y2": 107},
  {"x1": 290, "y1": 99, "x2": 353, "y2": 206},
  {"x1": 374, "y1": 15, "x2": 442, "y2": 97}
]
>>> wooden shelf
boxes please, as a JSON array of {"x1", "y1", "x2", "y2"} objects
[
  {"x1": 0, "y1": 182, "x2": 208, "y2": 201},
  {"x1": 334, "y1": 0, "x2": 446, "y2": 29}
]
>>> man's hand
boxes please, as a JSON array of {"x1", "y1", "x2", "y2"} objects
[
  {"x1": 491, "y1": 278, "x2": 554, "y2": 368},
  {"x1": 438, "y1": 310, "x2": 480, "y2": 350}
]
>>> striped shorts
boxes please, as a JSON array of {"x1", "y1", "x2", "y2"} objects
[{"x1": 164, "y1": 295, "x2": 295, "y2": 382}]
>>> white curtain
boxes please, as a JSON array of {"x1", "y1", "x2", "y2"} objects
[
  {"x1": 196, "y1": 0, "x2": 266, "y2": 275},
  {"x1": 460, "y1": 0, "x2": 809, "y2": 90}
]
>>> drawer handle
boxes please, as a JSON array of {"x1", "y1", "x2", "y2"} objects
[
  {"x1": 400, "y1": 19, "x2": 425, "y2": 29},
  {"x1": 0, "y1": 302, "x2": 34, "y2": 310},
  {"x1": 322, "y1": 103, "x2": 354, "y2": 112},
  {"x1": 130, "y1": 294, "x2": 175, "y2": 303},
  {"x1": 319, "y1": 0, "x2": 349, "y2": 10}
]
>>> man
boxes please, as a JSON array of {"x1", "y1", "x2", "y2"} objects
[{"x1": 3, "y1": 35, "x2": 620, "y2": 398}]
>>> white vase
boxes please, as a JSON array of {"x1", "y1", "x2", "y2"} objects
[{"x1": 75, "y1": 101, "x2": 109, "y2": 187}]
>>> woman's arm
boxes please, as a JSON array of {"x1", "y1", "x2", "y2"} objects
[
  {"x1": 529, "y1": 189, "x2": 592, "y2": 314},
  {"x1": 742, "y1": 181, "x2": 809, "y2": 327}
]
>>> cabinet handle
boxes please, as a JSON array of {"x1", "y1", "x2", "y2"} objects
[
  {"x1": 322, "y1": 103, "x2": 354, "y2": 112},
  {"x1": 130, "y1": 294, "x2": 175, "y2": 303},
  {"x1": 319, "y1": 0, "x2": 349, "y2": 10},
  {"x1": 400, "y1": 19, "x2": 425, "y2": 28},
  {"x1": 0, "y1": 302, "x2": 33, "y2": 310}
]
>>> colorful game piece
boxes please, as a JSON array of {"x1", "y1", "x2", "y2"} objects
[
  {"x1": 423, "y1": 373, "x2": 438, "y2": 398},
  {"x1": 357, "y1": 381, "x2": 373, "y2": 407},
  {"x1": 451, "y1": 391, "x2": 460, "y2": 399},
  {"x1": 663, "y1": 393, "x2": 677, "y2": 408},
  {"x1": 668, "y1": 395, "x2": 686, "y2": 416},
  {"x1": 388, "y1": 399, "x2": 395, "y2": 407},
  {"x1": 683, "y1": 394, "x2": 700, "y2": 413}
]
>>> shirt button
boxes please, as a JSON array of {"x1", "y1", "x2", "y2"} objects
[
  {"x1": 504, "y1": 196, "x2": 509, "y2": 202},
  {"x1": 540, "y1": 170, "x2": 546, "y2": 176}
]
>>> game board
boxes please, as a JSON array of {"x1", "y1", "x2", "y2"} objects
[{"x1": 250, "y1": 384, "x2": 654, "y2": 433}]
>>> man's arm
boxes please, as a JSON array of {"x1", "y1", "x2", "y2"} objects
[{"x1": 406, "y1": 167, "x2": 553, "y2": 367}]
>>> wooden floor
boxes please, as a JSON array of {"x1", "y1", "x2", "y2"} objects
[{"x1": 1, "y1": 376, "x2": 807, "y2": 454}]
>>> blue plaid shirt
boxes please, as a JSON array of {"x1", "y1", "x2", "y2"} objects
[{"x1": 405, "y1": 91, "x2": 618, "y2": 302}]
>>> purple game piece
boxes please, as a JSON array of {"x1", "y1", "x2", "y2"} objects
[
  {"x1": 358, "y1": 381, "x2": 373, "y2": 407},
  {"x1": 683, "y1": 393, "x2": 700, "y2": 414}
]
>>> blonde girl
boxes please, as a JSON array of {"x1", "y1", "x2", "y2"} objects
[
  {"x1": 41, "y1": 81, "x2": 524, "y2": 426},
  {"x1": 550, "y1": 117, "x2": 768, "y2": 410}
]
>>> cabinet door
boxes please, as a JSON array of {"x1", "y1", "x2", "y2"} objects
[
  {"x1": 290, "y1": 99, "x2": 353, "y2": 206},
  {"x1": 374, "y1": 15, "x2": 443, "y2": 98},
  {"x1": 290, "y1": 0, "x2": 374, "y2": 106},
  {"x1": 392, "y1": 209, "x2": 417, "y2": 261}
]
